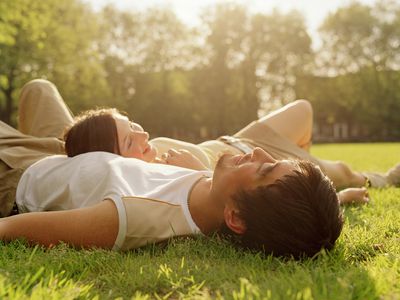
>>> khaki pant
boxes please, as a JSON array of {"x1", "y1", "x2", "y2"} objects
[{"x1": 0, "y1": 79, "x2": 73, "y2": 216}]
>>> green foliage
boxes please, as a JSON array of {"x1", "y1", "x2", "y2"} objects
[
  {"x1": 296, "y1": 69, "x2": 400, "y2": 140},
  {"x1": 192, "y1": 4, "x2": 311, "y2": 137},
  {"x1": 0, "y1": 0, "x2": 313, "y2": 139},
  {"x1": 0, "y1": 0, "x2": 109, "y2": 125},
  {"x1": 301, "y1": 0, "x2": 400, "y2": 141},
  {"x1": 319, "y1": 0, "x2": 400, "y2": 73},
  {"x1": 1, "y1": 0, "x2": 399, "y2": 141}
]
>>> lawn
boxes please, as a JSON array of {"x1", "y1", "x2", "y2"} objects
[{"x1": 1, "y1": 143, "x2": 399, "y2": 299}]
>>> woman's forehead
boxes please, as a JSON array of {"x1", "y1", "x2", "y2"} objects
[
  {"x1": 114, "y1": 116, "x2": 131, "y2": 136},
  {"x1": 113, "y1": 113, "x2": 129, "y2": 122}
]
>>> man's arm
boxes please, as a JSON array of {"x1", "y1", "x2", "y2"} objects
[
  {"x1": 0, "y1": 200, "x2": 119, "y2": 249},
  {"x1": 337, "y1": 187, "x2": 369, "y2": 205}
]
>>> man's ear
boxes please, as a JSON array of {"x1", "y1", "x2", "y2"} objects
[{"x1": 223, "y1": 207, "x2": 246, "y2": 234}]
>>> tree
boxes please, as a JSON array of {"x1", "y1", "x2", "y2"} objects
[
  {"x1": 99, "y1": 6, "x2": 201, "y2": 138},
  {"x1": 196, "y1": 4, "x2": 312, "y2": 136},
  {"x1": 244, "y1": 10, "x2": 312, "y2": 112},
  {"x1": 0, "y1": 0, "x2": 51, "y2": 124},
  {"x1": 308, "y1": 0, "x2": 400, "y2": 139},
  {"x1": 318, "y1": 0, "x2": 400, "y2": 74},
  {"x1": 198, "y1": 3, "x2": 248, "y2": 136},
  {"x1": 0, "y1": 0, "x2": 108, "y2": 125}
]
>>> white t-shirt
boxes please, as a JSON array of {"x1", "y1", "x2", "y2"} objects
[{"x1": 16, "y1": 152, "x2": 212, "y2": 235}]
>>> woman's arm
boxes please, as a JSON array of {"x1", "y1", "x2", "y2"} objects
[{"x1": 0, "y1": 200, "x2": 118, "y2": 249}]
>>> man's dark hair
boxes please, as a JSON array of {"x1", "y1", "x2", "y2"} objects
[
  {"x1": 220, "y1": 160, "x2": 343, "y2": 259},
  {"x1": 63, "y1": 108, "x2": 121, "y2": 157}
]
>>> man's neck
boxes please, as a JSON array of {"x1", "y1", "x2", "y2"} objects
[{"x1": 188, "y1": 177, "x2": 224, "y2": 234}]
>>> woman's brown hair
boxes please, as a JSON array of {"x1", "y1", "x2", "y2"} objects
[{"x1": 63, "y1": 108, "x2": 121, "y2": 157}]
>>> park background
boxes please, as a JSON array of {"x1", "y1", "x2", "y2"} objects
[
  {"x1": 1, "y1": 1, "x2": 400, "y2": 299},
  {"x1": 1, "y1": 0, "x2": 400, "y2": 142}
]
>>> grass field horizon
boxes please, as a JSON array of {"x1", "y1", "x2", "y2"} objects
[{"x1": 0, "y1": 143, "x2": 399, "y2": 299}]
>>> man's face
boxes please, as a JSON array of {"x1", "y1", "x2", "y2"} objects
[{"x1": 211, "y1": 148, "x2": 298, "y2": 202}]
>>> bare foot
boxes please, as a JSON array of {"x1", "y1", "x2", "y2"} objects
[{"x1": 338, "y1": 187, "x2": 370, "y2": 205}]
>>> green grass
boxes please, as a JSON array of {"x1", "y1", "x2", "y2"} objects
[{"x1": 1, "y1": 143, "x2": 399, "y2": 299}]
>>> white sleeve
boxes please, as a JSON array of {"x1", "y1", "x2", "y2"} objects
[{"x1": 105, "y1": 195, "x2": 127, "y2": 251}]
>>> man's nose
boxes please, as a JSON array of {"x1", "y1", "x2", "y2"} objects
[{"x1": 251, "y1": 147, "x2": 275, "y2": 162}]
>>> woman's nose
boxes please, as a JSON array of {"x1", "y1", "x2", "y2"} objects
[
  {"x1": 131, "y1": 122, "x2": 145, "y2": 132},
  {"x1": 135, "y1": 130, "x2": 149, "y2": 141}
]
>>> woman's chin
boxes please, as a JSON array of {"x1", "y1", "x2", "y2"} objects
[{"x1": 143, "y1": 147, "x2": 157, "y2": 162}]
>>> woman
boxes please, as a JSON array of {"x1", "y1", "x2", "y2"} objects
[{"x1": 62, "y1": 107, "x2": 206, "y2": 169}]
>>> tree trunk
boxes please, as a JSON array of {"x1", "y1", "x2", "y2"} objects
[{"x1": 0, "y1": 74, "x2": 15, "y2": 126}]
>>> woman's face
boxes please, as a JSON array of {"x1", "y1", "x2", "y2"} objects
[{"x1": 113, "y1": 114, "x2": 157, "y2": 162}]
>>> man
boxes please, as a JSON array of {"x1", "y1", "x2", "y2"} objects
[{"x1": 0, "y1": 146, "x2": 342, "y2": 259}]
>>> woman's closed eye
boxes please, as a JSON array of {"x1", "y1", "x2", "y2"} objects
[
  {"x1": 127, "y1": 122, "x2": 136, "y2": 148},
  {"x1": 128, "y1": 136, "x2": 133, "y2": 148}
]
